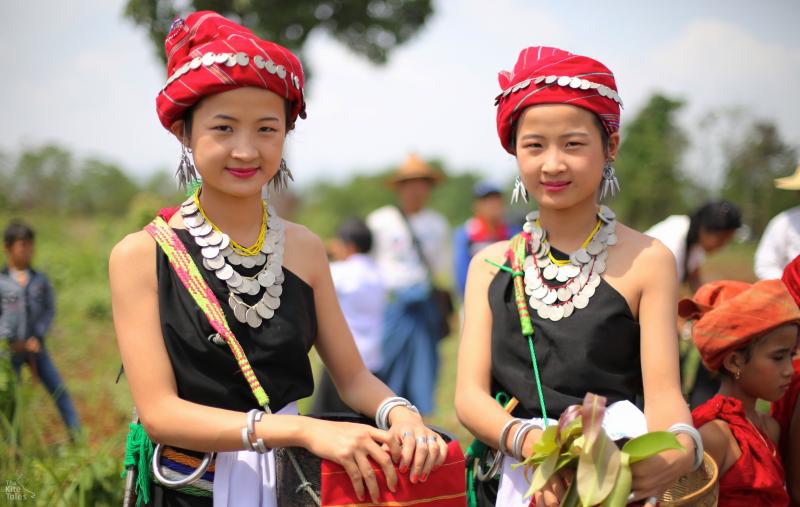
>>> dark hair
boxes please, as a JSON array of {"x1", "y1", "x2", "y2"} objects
[
  {"x1": 509, "y1": 111, "x2": 610, "y2": 154},
  {"x1": 337, "y1": 218, "x2": 373, "y2": 254},
  {"x1": 3, "y1": 220, "x2": 35, "y2": 248},
  {"x1": 683, "y1": 200, "x2": 742, "y2": 280}
]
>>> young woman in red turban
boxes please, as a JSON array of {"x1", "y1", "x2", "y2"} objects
[
  {"x1": 682, "y1": 279, "x2": 800, "y2": 506},
  {"x1": 110, "y1": 12, "x2": 450, "y2": 506},
  {"x1": 773, "y1": 254, "x2": 800, "y2": 505},
  {"x1": 455, "y1": 46, "x2": 700, "y2": 506}
]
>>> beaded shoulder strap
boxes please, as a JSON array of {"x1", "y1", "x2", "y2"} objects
[{"x1": 145, "y1": 216, "x2": 270, "y2": 409}]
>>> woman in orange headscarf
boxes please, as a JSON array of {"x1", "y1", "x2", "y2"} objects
[{"x1": 683, "y1": 279, "x2": 800, "y2": 506}]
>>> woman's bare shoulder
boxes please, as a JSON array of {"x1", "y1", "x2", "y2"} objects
[
  {"x1": 109, "y1": 230, "x2": 157, "y2": 288},
  {"x1": 616, "y1": 223, "x2": 676, "y2": 267}
]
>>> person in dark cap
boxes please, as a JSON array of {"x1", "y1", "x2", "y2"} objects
[{"x1": 453, "y1": 181, "x2": 516, "y2": 299}]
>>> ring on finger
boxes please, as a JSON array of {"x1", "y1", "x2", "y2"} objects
[
  {"x1": 426, "y1": 435, "x2": 438, "y2": 443},
  {"x1": 416, "y1": 436, "x2": 427, "y2": 445},
  {"x1": 645, "y1": 496, "x2": 658, "y2": 506},
  {"x1": 401, "y1": 431, "x2": 414, "y2": 439}
]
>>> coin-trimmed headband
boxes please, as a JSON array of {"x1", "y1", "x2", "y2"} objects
[
  {"x1": 156, "y1": 11, "x2": 306, "y2": 130},
  {"x1": 495, "y1": 46, "x2": 622, "y2": 154}
]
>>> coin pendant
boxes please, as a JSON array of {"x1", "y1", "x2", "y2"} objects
[
  {"x1": 549, "y1": 305, "x2": 564, "y2": 321},
  {"x1": 245, "y1": 308, "x2": 263, "y2": 328}
]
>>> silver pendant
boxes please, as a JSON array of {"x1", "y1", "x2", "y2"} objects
[
  {"x1": 227, "y1": 253, "x2": 243, "y2": 266},
  {"x1": 549, "y1": 305, "x2": 564, "y2": 321},
  {"x1": 542, "y1": 263, "x2": 559, "y2": 280},
  {"x1": 562, "y1": 302, "x2": 574, "y2": 318},
  {"x1": 203, "y1": 230, "x2": 222, "y2": 246},
  {"x1": 557, "y1": 287, "x2": 572, "y2": 302},
  {"x1": 265, "y1": 296, "x2": 281, "y2": 310},
  {"x1": 205, "y1": 255, "x2": 225, "y2": 270},
  {"x1": 573, "y1": 294, "x2": 589, "y2": 309},
  {"x1": 258, "y1": 271, "x2": 276, "y2": 287},
  {"x1": 215, "y1": 264, "x2": 234, "y2": 280},
  {"x1": 233, "y1": 301, "x2": 248, "y2": 323},
  {"x1": 532, "y1": 285, "x2": 549, "y2": 300},
  {"x1": 245, "y1": 308, "x2": 263, "y2": 328},
  {"x1": 255, "y1": 301, "x2": 274, "y2": 319},
  {"x1": 240, "y1": 255, "x2": 257, "y2": 269},
  {"x1": 542, "y1": 289, "x2": 558, "y2": 305},
  {"x1": 183, "y1": 213, "x2": 204, "y2": 228},
  {"x1": 201, "y1": 245, "x2": 220, "y2": 259},
  {"x1": 227, "y1": 271, "x2": 243, "y2": 288}
]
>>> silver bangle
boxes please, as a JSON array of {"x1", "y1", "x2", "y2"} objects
[
  {"x1": 244, "y1": 409, "x2": 269, "y2": 454},
  {"x1": 498, "y1": 418, "x2": 523, "y2": 456},
  {"x1": 375, "y1": 396, "x2": 419, "y2": 430},
  {"x1": 512, "y1": 423, "x2": 540, "y2": 462},
  {"x1": 668, "y1": 423, "x2": 704, "y2": 471}
]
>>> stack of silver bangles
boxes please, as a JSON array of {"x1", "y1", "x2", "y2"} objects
[
  {"x1": 668, "y1": 422, "x2": 704, "y2": 471},
  {"x1": 242, "y1": 409, "x2": 269, "y2": 453},
  {"x1": 375, "y1": 397, "x2": 419, "y2": 430},
  {"x1": 499, "y1": 420, "x2": 542, "y2": 461}
]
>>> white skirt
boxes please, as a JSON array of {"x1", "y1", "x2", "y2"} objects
[
  {"x1": 212, "y1": 401, "x2": 299, "y2": 507},
  {"x1": 495, "y1": 400, "x2": 647, "y2": 507}
]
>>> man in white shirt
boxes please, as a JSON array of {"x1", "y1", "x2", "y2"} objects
[
  {"x1": 313, "y1": 218, "x2": 385, "y2": 414},
  {"x1": 366, "y1": 154, "x2": 451, "y2": 415},
  {"x1": 754, "y1": 165, "x2": 800, "y2": 279}
]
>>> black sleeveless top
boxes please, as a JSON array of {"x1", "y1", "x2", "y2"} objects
[
  {"x1": 156, "y1": 228, "x2": 317, "y2": 413},
  {"x1": 489, "y1": 248, "x2": 641, "y2": 419}
]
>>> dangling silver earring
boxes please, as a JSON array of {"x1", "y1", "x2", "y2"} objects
[
  {"x1": 176, "y1": 143, "x2": 199, "y2": 192},
  {"x1": 599, "y1": 162, "x2": 620, "y2": 200},
  {"x1": 511, "y1": 176, "x2": 528, "y2": 204},
  {"x1": 270, "y1": 159, "x2": 294, "y2": 192}
]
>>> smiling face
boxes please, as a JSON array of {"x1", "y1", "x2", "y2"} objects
[
  {"x1": 170, "y1": 86, "x2": 288, "y2": 198},
  {"x1": 724, "y1": 324, "x2": 800, "y2": 402},
  {"x1": 514, "y1": 104, "x2": 619, "y2": 211}
]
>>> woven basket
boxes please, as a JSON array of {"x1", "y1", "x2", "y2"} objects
[{"x1": 658, "y1": 452, "x2": 719, "y2": 506}]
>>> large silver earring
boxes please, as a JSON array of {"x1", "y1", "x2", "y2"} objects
[
  {"x1": 511, "y1": 176, "x2": 528, "y2": 204},
  {"x1": 599, "y1": 162, "x2": 620, "y2": 200},
  {"x1": 176, "y1": 143, "x2": 199, "y2": 192},
  {"x1": 270, "y1": 159, "x2": 294, "y2": 192}
]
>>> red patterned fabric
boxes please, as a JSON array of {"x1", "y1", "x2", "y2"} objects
[
  {"x1": 320, "y1": 440, "x2": 466, "y2": 506},
  {"x1": 156, "y1": 11, "x2": 306, "y2": 130},
  {"x1": 783, "y1": 255, "x2": 800, "y2": 307},
  {"x1": 494, "y1": 46, "x2": 621, "y2": 154},
  {"x1": 693, "y1": 395, "x2": 789, "y2": 506},
  {"x1": 678, "y1": 279, "x2": 800, "y2": 371}
]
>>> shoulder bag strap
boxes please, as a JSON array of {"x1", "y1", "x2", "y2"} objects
[{"x1": 144, "y1": 216, "x2": 270, "y2": 409}]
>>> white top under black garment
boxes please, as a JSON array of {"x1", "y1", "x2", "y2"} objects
[
  {"x1": 330, "y1": 253, "x2": 386, "y2": 372},
  {"x1": 645, "y1": 215, "x2": 705, "y2": 282},
  {"x1": 366, "y1": 205, "x2": 450, "y2": 291}
]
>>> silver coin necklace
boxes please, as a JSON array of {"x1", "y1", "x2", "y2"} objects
[
  {"x1": 179, "y1": 194, "x2": 285, "y2": 331},
  {"x1": 522, "y1": 205, "x2": 617, "y2": 321}
]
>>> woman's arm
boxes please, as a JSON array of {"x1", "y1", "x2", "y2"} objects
[
  {"x1": 292, "y1": 225, "x2": 447, "y2": 487},
  {"x1": 631, "y1": 240, "x2": 696, "y2": 499}
]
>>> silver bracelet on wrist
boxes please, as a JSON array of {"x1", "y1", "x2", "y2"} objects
[
  {"x1": 668, "y1": 422, "x2": 704, "y2": 471},
  {"x1": 244, "y1": 409, "x2": 269, "y2": 454},
  {"x1": 512, "y1": 422, "x2": 540, "y2": 462},
  {"x1": 375, "y1": 396, "x2": 419, "y2": 430},
  {"x1": 498, "y1": 418, "x2": 523, "y2": 456}
]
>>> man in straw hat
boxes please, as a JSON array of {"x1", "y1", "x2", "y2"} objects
[
  {"x1": 366, "y1": 154, "x2": 451, "y2": 415},
  {"x1": 755, "y1": 164, "x2": 800, "y2": 279}
]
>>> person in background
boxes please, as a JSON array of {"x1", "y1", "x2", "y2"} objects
[
  {"x1": 755, "y1": 164, "x2": 800, "y2": 279},
  {"x1": 0, "y1": 220, "x2": 81, "y2": 437},
  {"x1": 367, "y1": 154, "x2": 451, "y2": 415},
  {"x1": 646, "y1": 200, "x2": 743, "y2": 408},
  {"x1": 453, "y1": 181, "x2": 514, "y2": 300},
  {"x1": 646, "y1": 200, "x2": 742, "y2": 293},
  {"x1": 313, "y1": 218, "x2": 386, "y2": 414},
  {"x1": 684, "y1": 279, "x2": 798, "y2": 506},
  {"x1": 774, "y1": 254, "x2": 800, "y2": 505}
]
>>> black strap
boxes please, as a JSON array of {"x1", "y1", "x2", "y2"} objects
[{"x1": 395, "y1": 206, "x2": 435, "y2": 283}]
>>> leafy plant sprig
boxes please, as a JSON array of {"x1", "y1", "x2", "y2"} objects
[{"x1": 518, "y1": 393, "x2": 683, "y2": 507}]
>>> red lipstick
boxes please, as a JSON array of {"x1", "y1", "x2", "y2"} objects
[
  {"x1": 542, "y1": 181, "x2": 570, "y2": 192},
  {"x1": 226, "y1": 167, "x2": 259, "y2": 178}
]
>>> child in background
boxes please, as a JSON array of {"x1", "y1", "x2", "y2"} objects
[
  {"x1": 775, "y1": 255, "x2": 800, "y2": 505},
  {"x1": 314, "y1": 218, "x2": 386, "y2": 414},
  {"x1": 0, "y1": 220, "x2": 81, "y2": 436},
  {"x1": 683, "y1": 279, "x2": 798, "y2": 506}
]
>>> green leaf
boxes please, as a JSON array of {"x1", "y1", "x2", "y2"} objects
[
  {"x1": 601, "y1": 453, "x2": 632, "y2": 507},
  {"x1": 581, "y1": 393, "x2": 608, "y2": 450},
  {"x1": 525, "y1": 450, "x2": 560, "y2": 498},
  {"x1": 577, "y1": 430, "x2": 621, "y2": 505},
  {"x1": 532, "y1": 425, "x2": 560, "y2": 455},
  {"x1": 622, "y1": 431, "x2": 684, "y2": 464}
]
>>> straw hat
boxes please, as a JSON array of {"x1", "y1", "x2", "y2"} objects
[
  {"x1": 775, "y1": 164, "x2": 800, "y2": 190},
  {"x1": 387, "y1": 154, "x2": 445, "y2": 187}
]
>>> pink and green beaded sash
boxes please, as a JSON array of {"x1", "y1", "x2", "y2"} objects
[{"x1": 145, "y1": 216, "x2": 270, "y2": 409}]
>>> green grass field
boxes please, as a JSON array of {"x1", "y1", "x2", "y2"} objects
[{"x1": 0, "y1": 212, "x2": 760, "y2": 505}]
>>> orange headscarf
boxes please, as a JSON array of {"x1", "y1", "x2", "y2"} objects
[{"x1": 679, "y1": 279, "x2": 800, "y2": 371}]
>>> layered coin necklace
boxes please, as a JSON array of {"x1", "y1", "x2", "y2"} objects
[
  {"x1": 179, "y1": 191, "x2": 285, "y2": 330},
  {"x1": 522, "y1": 205, "x2": 617, "y2": 321}
]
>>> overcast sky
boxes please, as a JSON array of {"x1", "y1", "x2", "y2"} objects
[{"x1": 1, "y1": 0, "x2": 798, "y2": 190}]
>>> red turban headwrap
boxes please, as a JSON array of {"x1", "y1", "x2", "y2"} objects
[
  {"x1": 155, "y1": 11, "x2": 306, "y2": 130},
  {"x1": 679, "y1": 279, "x2": 800, "y2": 372},
  {"x1": 781, "y1": 254, "x2": 800, "y2": 307},
  {"x1": 494, "y1": 46, "x2": 622, "y2": 154}
]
